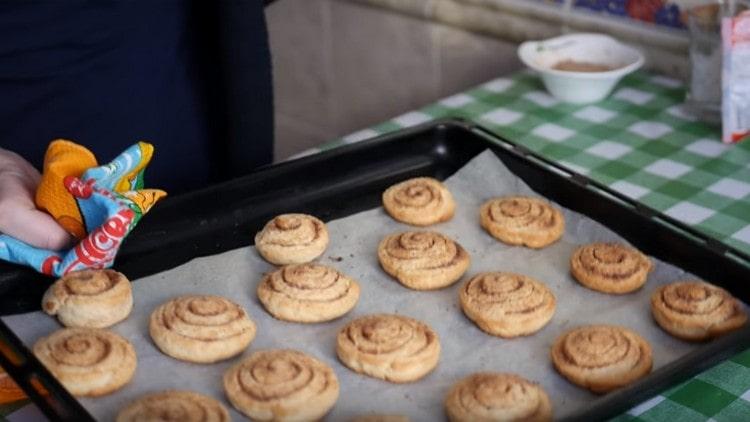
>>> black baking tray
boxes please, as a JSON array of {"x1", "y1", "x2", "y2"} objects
[{"x1": 1, "y1": 118, "x2": 749, "y2": 421}]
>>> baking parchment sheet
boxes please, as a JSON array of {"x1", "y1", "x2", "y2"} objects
[{"x1": 3, "y1": 150, "x2": 704, "y2": 421}]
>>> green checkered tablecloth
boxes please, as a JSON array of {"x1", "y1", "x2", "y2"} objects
[{"x1": 312, "y1": 71, "x2": 750, "y2": 421}]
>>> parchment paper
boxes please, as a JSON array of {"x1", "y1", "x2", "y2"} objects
[{"x1": 3, "y1": 150, "x2": 704, "y2": 421}]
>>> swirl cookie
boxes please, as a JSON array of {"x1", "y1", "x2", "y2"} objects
[
  {"x1": 551, "y1": 325, "x2": 652, "y2": 393},
  {"x1": 255, "y1": 213, "x2": 329, "y2": 265},
  {"x1": 570, "y1": 242, "x2": 652, "y2": 294},
  {"x1": 480, "y1": 196, "x2": 564, "y2": 249},
  {"x1": 42, "y1": 269, "x2": 133, "y2": 328},
  {"x1": 336, "y1": 314, "x2": 440, "y2": 383},
  {"x1": 445, "y1": 373, "x2": 552, "y2": 422},
  {"x1": 258, "y1": 264, "x2": 360, "y2": 323},
  {"x1": 460, "y1": 272, "x2": 556, "y2": 338},
  {"x1": 223, "y1": 349, "x2": 339, "y2": 421},
  {"x1": 116, "y1": 390, "x2": 230, "y2": 422},
  {"x1": 382, "y1": 177, "x2": 455, "y2": 226},
  {"x1": 651, "y1": 280, "x2": 747, "y2": 341},
  {"x1": 378, "y1": 231, "x2": 470, "y2": 290},
  {"x1": 33, "y1": 328, "x2": 136, "y2": 397},
  {"x1": 149, "y1": 295, "x2": 256, "y2": 363}
]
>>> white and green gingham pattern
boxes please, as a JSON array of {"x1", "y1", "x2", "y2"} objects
[
  {"x1": 317, "y1": 71, "x2": 750, "y2": 421},
  {"x1": 322, "y1": 71, "x2": 750, "y2": 254}
]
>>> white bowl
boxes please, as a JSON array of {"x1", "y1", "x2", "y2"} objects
[{"x1": 518, "y1": 33, "x2": 644, "y2": 104}]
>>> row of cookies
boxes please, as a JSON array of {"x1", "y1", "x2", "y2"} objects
[
  {"x1": 36, "y1": 270, "x2": 337, "y2": 420},
  {"x1": 382, "y1": 177, "x2": 746, "y2": 334},
  {"x1": 248, "y1": 176, "x2": 748, "y2": 419},
  {"x1": 376, "y1": 178, "x2": 748, "y2": 411},
  {"x1": 33, "y1": 175, "x2": 748, "y2": 421},
  {"x1": 377, "y1": 179, "x2": 747, "y2": 342},
  {"x1": 34, "y1": 271, "x2": 545, "y2": 422}
]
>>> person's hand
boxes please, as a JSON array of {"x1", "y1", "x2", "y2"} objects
[{"x1": 0, "y1": 148, "x2": 73, "y2": 250}]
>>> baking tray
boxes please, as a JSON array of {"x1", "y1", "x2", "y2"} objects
[{"x1": 1, "y1": 118, "x2": 749, "y2": 421}]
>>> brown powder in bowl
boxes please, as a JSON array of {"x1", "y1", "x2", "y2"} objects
[{"x1": 552, "y1": 60, "x2": 622, "y2": 72}]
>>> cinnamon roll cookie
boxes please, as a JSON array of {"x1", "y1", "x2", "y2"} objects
[
  {"x1": 651, "y1": 280, "x2": 747, "y2": 341},
  {"x1": 257, "y1": 264, "x2": 360, "y2": 323},
  {"x1": 116, "y1": 390, "x2": 230, "y2": 422},
  {"x1": 33, "y1": 328, "x2": 136, "y2": 397},
  {"x1": 445, "y1": 373, "x2": 552, "y2": 422},
  {"x1": 223, "y1": 349, "x2": 339, "y2": 421},
  {"x1": 255, "y1": 213, "x2": 329, "y2": 265},
  {"x1": 382, "y1": 177, "x2": 455, "y2": 226},
  {"x1": 378, "y1": 231, "x2": 470, "y2": 290},
  {"x1": 336, "y1": 314, "x2": 440, "y2": 383},
  {"x1": 570, "y1": 242, "x2": 652, "y2": 294},
  {"x1": 480, "y1": 196, "x2": 564, "y2": 249},
  {"x1": 42, "y1": 269, "x2": 133, "y2": 328},
  {"x1": 551, "y1": 325, "x2": 652, "y2": 393},
  {"x1": 460, "y1": 272, "x2": 556, "y2": 338},
  {"x1": 150, "y1": 295, "x2": 256, "y2": 363}
]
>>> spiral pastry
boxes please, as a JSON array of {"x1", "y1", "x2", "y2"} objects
[
  {"x1": 377, "y1": 231, "x2": 470, "y2": 290},
  {"x1": 254, "y1": 213, "x2": 329, "y2": 265},
  {"x1": 480, "y1": 196, "x2": 564, "y2": 249},
  {"x1": 116, "y1": 390, "x2": 230, "y2": 422},
  {"x1": 444, "y1": 372, "x2": 552, "y2": 422},
  {"x1": 551, "y1": 325, "x2": 652, "y2": 393},
  {"x1": 41, "y1": 269, "x2": 133, "y2": 328},
  {"x1": 149, "y1": 295, "x2": 256, "y2": 363},
  {"x1": 223, "y1": 349, "x2": 339, "y2": 422},
  {"x1": 382, "y1": 177, "x2": 455, "y2": 226},
  {"x1": 460, "y1": 272, "x2": 556, "y2": 338},
  {"x1": 570, "y1": 242, "x2": 652, "y2": 294},
  {"x1": 258, "y1": 264, "x2": 360, "y2": 323},
  {"x1": 33, "y1": 328, "x2": 136, "y2": 397},
  {"x1": 336, "y1": 314, "x2": 441, "y2": 383},
  {"x1": 651, "y1": 280, "x2": 747, "y2": 341}
]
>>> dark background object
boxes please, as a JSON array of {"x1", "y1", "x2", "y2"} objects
[
  {"x1": 0, "y1": 0, "x2": 273, "y2": 193},
  {"x1": 0, "y1": 119, "x2": 749, "y2": 420}
]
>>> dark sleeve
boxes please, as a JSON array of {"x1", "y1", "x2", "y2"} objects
[
  {"x1": 213, "y1": 0, "x2": 274, "y2": 179},
  {"x1": 0, "y1": 1, "x2": 274, "y2": 192}
]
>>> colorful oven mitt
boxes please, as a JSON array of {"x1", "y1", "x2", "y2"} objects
[{"x1": 0, "y1": 140, "x2": 166, "y2": 277}]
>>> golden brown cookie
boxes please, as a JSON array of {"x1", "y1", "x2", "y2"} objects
[
  {"x1": 570, "y1": 242, "x2": 652, "y2": 294},
  {"x1": 33, "y1": 328, "x2": 136, "y2": 397},
  {"x1": 149, "y1": 295, "x2": 256, "y2": 363},
  {"x1": 651, "y1": 280, "x2": 747, "y2": 341},
  {"x1": 551, "y1": 325, "x2": 652, "y2": 393},
  {"x1": 116, "y1": 390, "x2": 230, "y2": 422},
  {"x1": 42, "y1": 269, "x2": 133, "y2": 328},
  {"x1": 445, "y1": 372, "x2": 552, "y2": 422},
  {"x1": 254, "y1": 213, "x2": 329, "y2": 265},
  {"x1": 336, "y1": 314, "x2": 440, "y2": 383},
  {"x1": 480, "y1": 196, "x2": 564, "y2": 249},
  {"x1": 382, "y1": 177, "x2": 455, "y2": 226},
  {"x1": 377, "y1": 231, "x2": 470, "y2": 290},
  {"x1": 258, "y1": 264, "x2": 360, "y2": 323},
  {"x1": 460, "y1": 272, "x2": 556, "y2": 338},
  {"x1": 223, "y1": 349, "x2": 339, "y2": 422}
]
